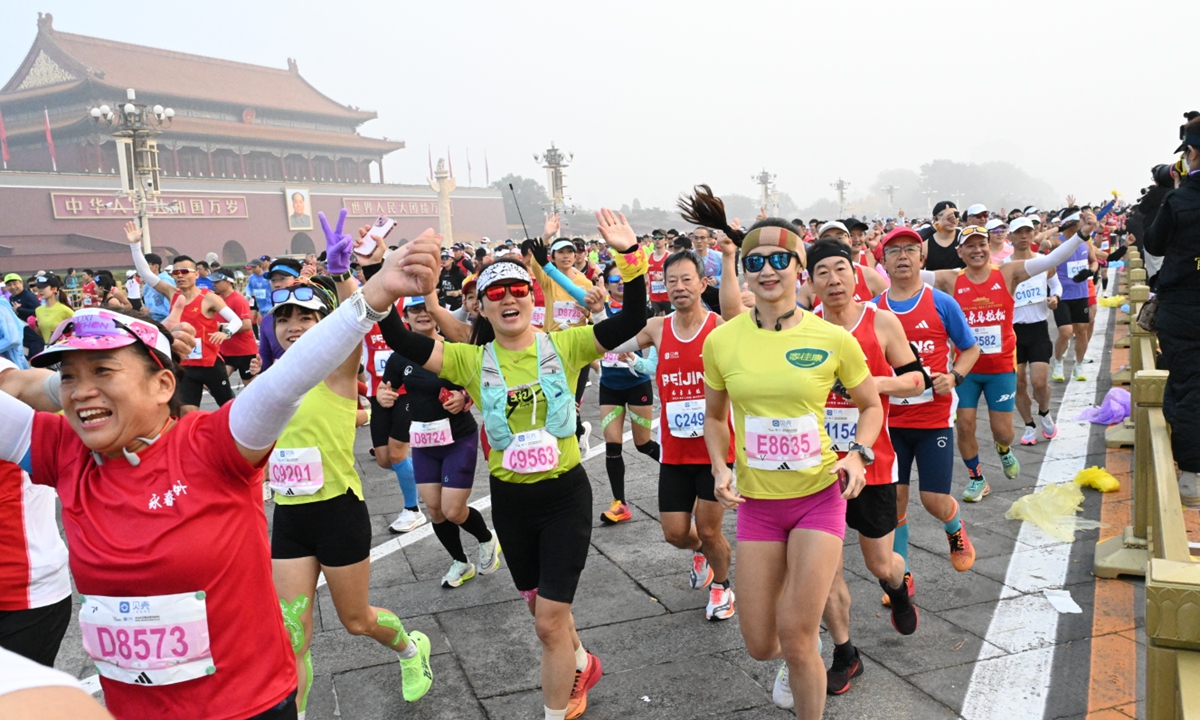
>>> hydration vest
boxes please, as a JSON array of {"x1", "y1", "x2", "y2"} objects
[{"x1": 479, "y1": 333, "x2": 576, "y2": 449}]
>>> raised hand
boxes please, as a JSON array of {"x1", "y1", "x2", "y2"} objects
[
  {"x1": 319, "y1": 209, "x2": 353, "y2": 275},
  {"x1": 249, "y1": 355, "x2": 262, "y2": 376},
  {"x1": 362, "y1": 229, "x2": 442, "y2": 309},
  {"x1": 1080, "y1": 209, "x2": 1098, "y2": 237},
  {"x1": 123, "y1": 220, "x2": 143, "y2": 246},
  {"x1": 1066, "y1": 194, "x2": 1076, "y2": 207},
  {"x1": 169, "y1": 322, "x2": 197, "y2": 359},
  {"x1": 542, "y1": 214, "x2": 561, "y2": 242},
  {"x1": 583, "y1": 285, "x2": 606, "y2": 314},
  {"x1": 595, "y1": 209, "x2": 637, "y2": 252},
  {"x1": 757, "y1": 206, "x2": 768, "y2": 221}
]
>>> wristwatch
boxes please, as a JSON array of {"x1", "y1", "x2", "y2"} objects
[
  {"x1": 330, "y1": 270, "x2": 353, "y2": 282},
  {"x1": 848, "y1": 442, "x2": 875, "y2": 466},
  {"x1": 951, "y1": 369, "x2": 965, "y2": 387}
]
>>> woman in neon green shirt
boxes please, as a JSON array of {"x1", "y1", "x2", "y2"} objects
[
  {"x1": 33, "y1": 274, "x2": 74, "y2": 343},
  {"x1": 682, "y1": 188, "x2": 883, "y2": 720},
  {"x1": 379, "y1": 208, "x2": 648, "y2": 720}
]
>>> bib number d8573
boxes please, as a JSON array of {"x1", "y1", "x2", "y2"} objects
[{"x1": 79, "y1": 591, "x2": 214, "y2": 686}]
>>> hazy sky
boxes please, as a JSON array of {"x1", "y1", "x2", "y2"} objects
[{"x1": 1, "y1": 0, "x2": 1191, "y2": 214}]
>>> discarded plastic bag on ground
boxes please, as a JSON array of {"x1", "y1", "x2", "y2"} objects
[
  {"x1": 1098, "y1": 295, "x2": 1126, "y2": 308},
  {"x1": 1005, "y1": 483, "x2": 1103, "y2": 542},
  {"x1": 1075, "y1": 466, "x2": 1121, "y2": 493},
  {"x1": 1075, "y1": 387, "x2": 1131, "y2": 425}
]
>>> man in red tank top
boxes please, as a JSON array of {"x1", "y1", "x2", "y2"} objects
[
  {"x1": 163, "y1": 255, "x2": 242, "y2": 412},
  {"x1": 921, "y1": 218, "x2": 1093, "y2": 502},
  {"x1": 809, "y1": 240, "x2": 927, "y2": 693},
  {"x1": 647, "y1": 230, "x2": 671, "y2": 315},
  {"x1": 799, "y1": 222, "x2": 890, "y2": 311},
  {"x1": 616, "y1": 249, "x2": 738, "y2": 622}
]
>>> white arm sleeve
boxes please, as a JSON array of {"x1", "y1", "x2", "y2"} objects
[
  {"x1": 1048, "y1": 271, "x2": 1063, "y2": 297},
  {"x1": 130, "y1": 245, "x2": 160, "y2": 286},
  {"x1": 229, "y1": 296, "x2": 374, "y2": 450},
  {"x1": 610, "y1": 336, "x2": 642, "y2": 354},
  {"x1": 1023, "y1": 233, "x2": 1084, "y2": 277},
  {"x1": 919, "y1": 270, "x2": 937, "y2": 286},
  {"x1": 217, "y1": 306, "x2": 243, "y2": 335},
  {"x1": 0, "y1": 390, "x2": 34, "y2": 465}
]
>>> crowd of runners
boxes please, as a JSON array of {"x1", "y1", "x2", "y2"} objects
[{"x1": 0, "y1": 189, "x2": 1132, "y2": 720}]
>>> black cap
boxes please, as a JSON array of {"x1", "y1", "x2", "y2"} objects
[
  {"x1": 209, "y1": 269, "x2": 234, "y2": 283},
  {"x1": 33, "y1": 273, "x2": 62, "y2": 288},
  {"x1": 932, "y1": 200, "x2": 958, "y2": 217},
  {"x1": 672, "y1": 236, "x2": 693, "y2": 249},
  {"x1": 843, "y1": 217, "x2": 869, "y2": 233}
]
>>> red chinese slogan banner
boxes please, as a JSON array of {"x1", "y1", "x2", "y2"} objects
[
  {"x1": 51, "y1": 193, "x2": 249, "y2": 220},
  {"x1": 341, "y1": 197, "x2": 448, "y2": 218}
]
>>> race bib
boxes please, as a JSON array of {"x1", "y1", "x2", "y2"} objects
[
  {"x1": 973, "y1": 325, "x2": 1002, "y2": 354},
  {"x1": 79, "y1": 591, "x2": 213, "y2": 686},
  {"x1": 744, "y1": 414, "x2": 822, "y2": 471},
  {"x1": 1066, "y1": 259, "x2": 1088, "y2": 278},
  {"x1": 1014, "y1": 278, "x2": 1047, "y2": 308},
  {"x1": 553, "y1": 302, "x2": 584, "y2": 326},
  {"x1": 372, "y1": 349, "x2": 393, "y2": 379},
  {"x1": 253, "y1": 288, "x2": 267, "y2": 301},
  {"x1": 824, "y1": 405, "x2": 860, "y2": 453},
  {"x1": 410, "y1": 419, "x2": 452, "y2": 448},
  {"x1": 666, "y1": 399, "x2": 705, "y2": 438},
  {"x1": 268, "y1": 446, "x2": 325, "y2": 496},
  {"x1": 531, "y1": 305, "x2": 546, "y2": 327},
  {"x1": 501, "y1": 429, "x2": 560, "y2": 474},
  {"x1": 601, "y1": 352, "x2": 625, "y2": 369},
  {"x1": 186, "y1": 338, "x2": 203, "y2": 361},
  {"x1": 651, "y1": 280, "x2": 667, "y2": 295}
]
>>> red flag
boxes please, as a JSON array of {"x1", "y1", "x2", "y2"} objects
[
  {"x1": 43, "y1": 107, "x2": 56, "y2": 172},
  {"x1": 427, "y1": 146, "x2": 433, "y2": 178},
  {"x1": 447, "y1": 147, "x2": 453, "y2": 178},
  {"x1": 485, "y1": 150, "x2": 490, "y2": 186},
  {"x1": 0, "y1": 106, "x2": 9, "y2": 168}
]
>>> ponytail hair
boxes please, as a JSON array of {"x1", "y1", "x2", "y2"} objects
[{"x1": 678, "y1": 185, "x2": 744, "y2": 246}]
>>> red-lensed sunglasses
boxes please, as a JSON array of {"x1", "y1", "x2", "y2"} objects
[{"x1": 483, "y1": 282, "x2": 531, "y2": 302}]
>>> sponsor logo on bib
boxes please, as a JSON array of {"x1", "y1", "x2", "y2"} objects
[{"x1": 785, "y1": 347, "x2": 829, "y2": 369}]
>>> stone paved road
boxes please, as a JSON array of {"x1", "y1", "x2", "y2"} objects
[{"x1": 53, "y1": 309, "x2": 1138, "y2": 720}]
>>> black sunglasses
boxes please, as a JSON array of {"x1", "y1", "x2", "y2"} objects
[{"x1": 742, "y1": 251, "x2": 799, "y2": 273}]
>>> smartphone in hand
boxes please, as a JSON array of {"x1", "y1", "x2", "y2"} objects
[{"x1": 357, "y1": 216, "x2": 395, "y2": 256}]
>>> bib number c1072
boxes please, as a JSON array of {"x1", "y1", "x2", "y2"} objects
[{"x1": 79, "y1": 591, "x2": 214, "y2": 686}]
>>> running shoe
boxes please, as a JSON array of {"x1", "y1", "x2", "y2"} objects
[
  {"x1": 997, "y1": 443, "x2": 1020, "y2": 480},
  {"x1": 881, "y1": 571, "x2": 914, "y2": 607},
  {"x1": 1051, "y1": 361, "x2": 1065, "y2": 382},
  {"x1": 826, "y1": 646, "x2": 864, "y2": 695},
  {"x1": 389, "y1": 509, "x2": 427, "y2": 533},
  {"x1": 690, "y1": 551, "x2": 714, "y2": 590},
  {"x1": 1073, "y1": 366, "x2": 1087, "y2": 382},
  {"x1": 477, "y1": 530, "x2": 502, "y2": 575},
  {"x1": 578, "y1": 421, "x2": 593, "y2": 456},
  {"x1": 1040, "y1": 413, "x2": 1058, "y2": 440},
  {"x1": 963, "y1": 474, "x2": 990, "y2": 503},
  {"x1": 399, "y1": 630, "x2": 433, "y2": 702},
  {"x1": 441, "y1": 560, "x2": 476, "y2": 589},
  {"x1": 566, "y1": 651, "x2": 603, "y2": 720},
  {"x1": 1020, "y1": 426, "x2": 1038, "y2": 446},
  {"x1": 947, "y1": 521, "x2": 976, "y2": 572},
  {"x1": 772, "y1": 663, "x2": 794, "y2": 710},
  {"x1": 262, "y1": 482, "x2": 272, "y2": 502},
  {"x1": 1179, "y1": 472, "x2": 1200, "y2": 508},
  {"x1": 599, "y1": 500, "x2": 632, "y2": 525},
  {"x1": 880, "y1": 578, "x2": 919, "y2": 635},
  {"x1": 1082, "y1": 357, "x2": 1095, "y2": 364},
  {"x1": 706, "y1": 584, "x2": 735, "y2": 621}
]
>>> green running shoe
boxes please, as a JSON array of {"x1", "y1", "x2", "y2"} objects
[
  {"x1": 1073, "y1": 367, "x2": 1087, "y2": 382},
  {"x1": 963, "y1": 474, "x2": 990, "y2": 503},
  {"x1": 399, "y1": 630, "x2": 433, "y2": 702},
  {"x1": 1051, "y1": 361, "x2": 1065, "y2": 382},
  {"x1": 997, "y1": 443, "x2": 1020, "y2": 480}
]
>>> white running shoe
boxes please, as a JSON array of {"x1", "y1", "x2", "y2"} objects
[
  {"x1": 1040, "y1": 413, "x2": 1058, "y2": 440},
  {"x1": 1020, "y1": 426, "x2": 1038, "y2": 446},
  {"x1": 441, "y1": 560, "x2": 476, "y2": 588},
  {"x1": 389, "y1": 508, "x2": 427, "y2": 534},
  {"x1": 689, "y1": 551, "x2": 714, "y2": 590},
  {"x1": 772, "y1": 663, "x2": 794, "y2": 709},
  {"x1": 579, "y1": 421, "x2": 593, "y2": 456},
  {"x1": 478, "y1": 530, "x2": 502, "y2": 574},
  {"x1": 1180, "y1": 471, "x2": 1200, "y2": 508},
  {"x1": 263, "y1": 482, "x2": 272, "y2": 502},
  {"x1": 706, "y1": 584, "x2": 735, "y2": 621}
]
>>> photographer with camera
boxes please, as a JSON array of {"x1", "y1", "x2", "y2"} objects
[{"x1": 1144, "y1": 115, "x2": 1200, "y2": 506}]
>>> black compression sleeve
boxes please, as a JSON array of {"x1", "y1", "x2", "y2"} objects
[
  {"x1": 897, "y1": 345, "x2": 933, "y2": 389},
  {"x1": 593, "y1": 274, "x2": 647, "y2": 351},
  {"x1": 1107, "y1": 245, "x2": 1128, "y2": 263},
  {"x1": 361, "y1": 260, "x2": 437, "y2": 366}
]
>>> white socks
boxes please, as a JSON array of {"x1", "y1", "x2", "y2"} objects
[
  {"x1": 574, "y1": 643, "x2": 587, "y2": 671},
  {"x1": 545, "y1": 707, "x2": 568, "y2": 720},
  {"x1": 395, "y1": 641, "x2": 418, "y2": 660}
]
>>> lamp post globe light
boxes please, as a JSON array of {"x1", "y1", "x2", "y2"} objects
[
  {"x1": 535, "y1": 143, "x2": 572, "y2": 216},
  {"x1": 87, "y1": 88, "x2": 174, "y2": 253}
]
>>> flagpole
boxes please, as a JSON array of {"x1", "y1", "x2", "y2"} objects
[
  {"x1": 0, "y1": 105, "x2": 8, "y2": 170},
  {"x1": 43, "y1": 108, "x2": 57, "y2": 172}
]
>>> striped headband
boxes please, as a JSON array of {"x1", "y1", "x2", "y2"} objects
[
  {"x1": 476, "y1": 262, "x2": 532, "y2": 293},
  {"x1": 742, "y1": 225, "x2": 800, "y2": 254}
]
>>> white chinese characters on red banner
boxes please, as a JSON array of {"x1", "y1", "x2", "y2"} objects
[
  {"x1": 341, "y1": 198, "x2": 448, "y2": 218},
  {"x1": 50, "y1": 193, "x2": 249, "y2": 220}
]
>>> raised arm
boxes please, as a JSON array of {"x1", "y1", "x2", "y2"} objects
[
  {"x1": 1010, "y1": 212, "x2": 1093, "y2": 286},
  {"x1": 591, "y1": 209, "x2": 648, "y2": 354},
  {"x1": 123, "y1": 221, "x2": 176, "y2": 297},
  {"x1": 717, "y1": 235, "x2": 748, "y2": 319}
]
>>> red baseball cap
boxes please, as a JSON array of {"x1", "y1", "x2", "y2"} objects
[{"x1": 880, "y1": 227, "x2": 923, "y2": 248}]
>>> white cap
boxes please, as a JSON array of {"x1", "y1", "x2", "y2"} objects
[
  {"x1": 1008, "y1": 217, "x2": 1036, "y2": 233},
  {"x1": 1060, "y1": 211, "x2": 1082, "y2": 226},
  {"x1": 1024, "y1": 207, "x2": 1040, "y2": 216},
  {"x1": 125, "y1": 269, "x2": 136, "y2": 278},
  {"x1": 817, "y1": 221, "x2": 849, "y2": 238},
  {"x1": 966, "y1": 204, "x2": 988, "y2": 217},
  {"x1": 985, "y1": 219, "x2": 1008, "y2": 231}
]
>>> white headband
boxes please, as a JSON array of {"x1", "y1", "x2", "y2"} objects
[{"x1": 477, "y1": 262, "x2": 533, "y2": 293}]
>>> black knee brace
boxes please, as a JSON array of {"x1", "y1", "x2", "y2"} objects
[{"x1": 635, "y1": 440, "x2": 661, "y2": 463}]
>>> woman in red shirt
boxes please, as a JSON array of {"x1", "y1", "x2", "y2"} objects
[{"x1": 0, "y1": 234, "x2": 442, "y2": 720}]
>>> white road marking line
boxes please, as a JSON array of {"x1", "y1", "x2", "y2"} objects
[
  {"x1": 82, "y1": 416, "x2": 659, "y2": 694},
  {"x1": 959, "y1": 304, "x2": 1110, "y2": 720}
]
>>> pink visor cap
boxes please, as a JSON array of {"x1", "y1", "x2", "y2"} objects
[{"x1": 31, "y1": 308, "x2": 173, "y2": 368}]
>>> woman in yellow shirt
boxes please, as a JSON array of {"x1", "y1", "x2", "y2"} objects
[
  {"x1": 682, "y1": 187, "x2": 883, "y2": 720},
  {"x1": 32, "y1": 274, "x2": 74, "y2": 343}
]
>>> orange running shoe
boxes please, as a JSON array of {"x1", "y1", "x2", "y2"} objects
[
  {"x1": 881, "y1": 571, "x2": 914, "y2": 607},
  {"x1": 566, "y1": 652, "x2": 603, "y2": 719},
  {"x1": 947, "y1": 520, "x2": 976, "y2": 572},
  {"x1": 599, "y1": 500, "x2": 632, "y2": 525}
]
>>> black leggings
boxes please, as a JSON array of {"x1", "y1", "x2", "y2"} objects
[
  {"x1": 489, "y1": 466, "x2": 592, "y2": 604},
  {"x1": 179, "y1": 363, "x2": 235, "y2": 407},
  {"x1": 0, "y1": 596, "x2": 71, "y2": 667}
]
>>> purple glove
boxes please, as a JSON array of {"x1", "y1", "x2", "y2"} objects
[{"x1": 319, "y1": 209, "x2": 354, "y2": 275}]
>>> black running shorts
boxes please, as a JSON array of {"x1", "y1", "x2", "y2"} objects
[
  {"x1": 1053, "y1": 297, "x2": 1090, "y2": 326},
  {"x1": 272, "y1": 489, "x2": 372, "y2": 567},
  {"x1": 658, "y1": 462, "x2": 719, "y2": 513},
  {"x1": 369, "y1": 395, "x2": 411, "y2": 447},
  {"x1": 598, "y1": 380, "x2": 654, "y2": 408},
  {"x1": 844, "y1": 482, "x2": 898, "y2": 539},
  {"x1": 1015, "y1": 321, "x2": 1054, "y2": 366}
]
